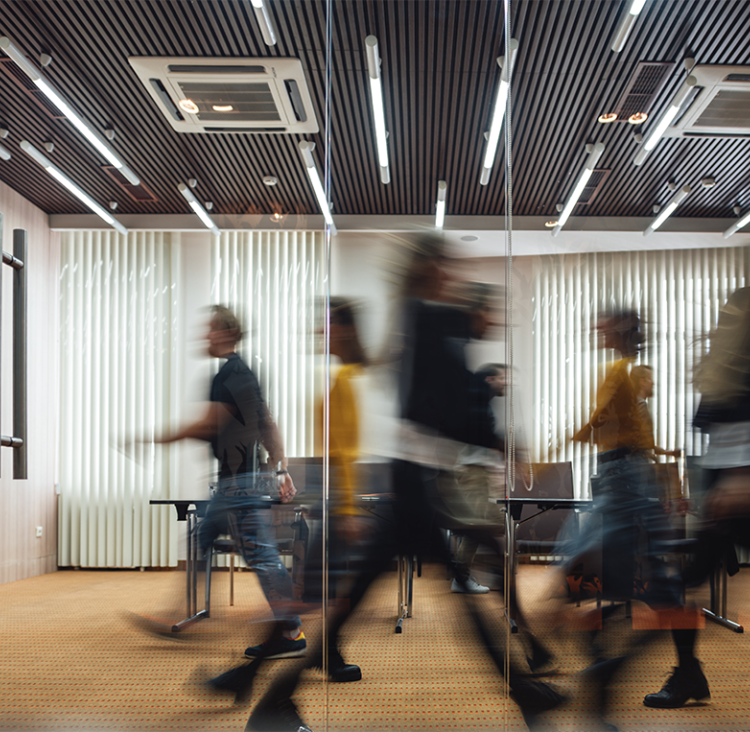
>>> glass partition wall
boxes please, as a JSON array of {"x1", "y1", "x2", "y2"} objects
[{"x1": 322, "y1": 1, "x2": 516, "y2": 730}]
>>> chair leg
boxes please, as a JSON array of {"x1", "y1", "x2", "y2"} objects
[
  {"x1": 230, "y1": 553, "x2": 235, "y2": 606},
  {"x1": 205, "y1": 543, "x2": 213, "y2": 617}
]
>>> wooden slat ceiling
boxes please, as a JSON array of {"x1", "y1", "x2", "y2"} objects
[{"x1": 0, "y1": 0, "x2": 749, "y2": 222}]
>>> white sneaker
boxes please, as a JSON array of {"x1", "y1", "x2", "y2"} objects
[{"x1": 451, "y1": 577, "x2": 490, "y2": 594}]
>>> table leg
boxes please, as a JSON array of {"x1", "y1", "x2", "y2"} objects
[
  {"x1": 172, "y1": 508, "x2": 210, "y2": 632},
  {"x1": 406, "y1": 554, "x2": 414, "y2": 618},
  {"x1": 702, "y1": 562, "x2": 743, "y2": 633},
  {"x1": 504, "y1": 505, "x2": 519, "y2": 633}
]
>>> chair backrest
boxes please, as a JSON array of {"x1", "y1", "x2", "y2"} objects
[
  {"x1": 286, "y1": 457, "x2": 323, "y2": 498},
  {"x1": 511, "y1": 462, "x2": 574, "y2": 500},
  {"x1": 513, "y1": 462, "x2": 575, "y2": 548}
]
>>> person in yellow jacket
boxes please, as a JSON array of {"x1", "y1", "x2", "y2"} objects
[
  {"x1": 301, "y1": 297, "x2": 370, "y2": 685},
  {"x1": 569, "y1": 310, "x2": 707, "y2": 721},
  {"x1": 316, "y1": 298, "x2": 372, "y2": 562}
]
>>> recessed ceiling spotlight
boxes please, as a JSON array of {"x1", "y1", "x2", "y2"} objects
[
  {"x1": 598, "y1": 113, "x2": 618, "y2": 124},
  {"x1": 212, "y1": 104, "x2": 233, "y2": 112},
  {"x1": 270, "y1": 212, "x2": 283, "y2": 222},
  {"x1": 178, "y1": 98, "x2": 199, "y2": 114},
  {"x1": 545, "y1": 220, "x2": 559, "y2": 228},
  {"x1": 701, "y1": 177, "x2": 716, "y2": 188},
  {"x1": 263, "y1": 176, "x2": 278, "y2": 186},
  {"x1": 460, "y1": 235, "x2": 479, "y2": 241},
  {"x1": 628, "y1": 112, "x2": 648, "y2": 125}
]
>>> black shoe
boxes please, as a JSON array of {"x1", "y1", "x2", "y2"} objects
[
  {"x1": 511, "y1": 678, "x2": 567, "y2": 729},
  {"x1": 526, "y1": 638, "x2": 556, "y2": 675},
  {"x1": 208, "y1": 659, "x2": 262, "y2": 705},
  {"x1": 309, "y1": 647, "x2": 362, "y2": 682},
  {"x1": 246, "y1": 697, "x2": 312, "y2": 732},
  {"x1": 643, "y1": 660, "x2": 710, "y2": 708},
  {"x1": 329, "y1": 663, "x2": 362, "y2": 682},
  {"x1": 245, "y1": 633, "x2": 307, "y2": 660}
]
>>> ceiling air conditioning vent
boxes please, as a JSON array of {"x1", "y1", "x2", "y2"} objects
[
  {"x1": 128, "y1": 57, "x2": 318, "y2": 134},
  {"x1": 665, "y1": 65, "x2": 750, "y2": 139},
  {"x1": 614, "y1": 61, "x2": 674, "y2": 118}
]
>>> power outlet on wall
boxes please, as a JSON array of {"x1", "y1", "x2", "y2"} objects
[{"x1": 35, "y1": 526, "x2": 43, "y2": 538}]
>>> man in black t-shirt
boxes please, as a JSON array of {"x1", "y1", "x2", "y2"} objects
[{"x1": 157, "y1": 305, "x2": 305, "y2": 661}]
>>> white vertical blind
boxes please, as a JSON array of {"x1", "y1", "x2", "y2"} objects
[
  {"x1": 58, "y1": 231, "x2": 181, "y2": 568},
  {"x1": 532, "y1": 246, "x2": 750, "y2": 499},
  {"x1": 211, "y1": 231, "x2": 325, "y2": 458}
]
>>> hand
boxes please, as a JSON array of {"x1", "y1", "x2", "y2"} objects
[
  {"x1": 676, "y1": 498, "x2": 691, "y2": 516},
  {"x1": 277, "y1": 473, "x2": 296, "y2": 503},
  {"x1": 666, "y1": 448, "x2": 682, "y2": 458},
  {"x1": 572, "y1": 424, "x2": 592, "y2": 443}
]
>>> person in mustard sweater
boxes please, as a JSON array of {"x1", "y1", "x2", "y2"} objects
[
  {"x1": 304, "y1": 297, "x2": 372, "y2": 608},
  {"x1": 570, "y1": 310, "x2": 707, "y2": 722},
  {"x1": 327, "y1": 298, "x2": 367, "y2": 539}
]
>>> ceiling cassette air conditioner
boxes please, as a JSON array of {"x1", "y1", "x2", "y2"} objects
[
  {"x1": 128, "y1": 57, "x2": 319, "y2": 134},
  {"x1": 664, "y1": 65, "x2": 750, "y2": 139}
]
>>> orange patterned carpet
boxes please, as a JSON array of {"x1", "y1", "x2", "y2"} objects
[{"x1": 1, "y1": 563, "x2": 750, "y2": 731}]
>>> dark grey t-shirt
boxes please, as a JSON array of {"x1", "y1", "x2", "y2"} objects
[{"x1": 210, "y1": 353, "x2": 268, "y2": 479}]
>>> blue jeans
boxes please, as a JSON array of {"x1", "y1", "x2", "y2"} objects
[
  {"x1": 564, "y1": 451, "x2": 681, "y2": 606},
  {"x1": 198, "y1": 482, "x2": 300, "y2": 630}
]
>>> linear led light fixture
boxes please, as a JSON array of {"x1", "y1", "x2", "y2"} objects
[
  {"x1": 634, "y1": 75, "x2": 697, "y2": 165},
  {"x1": 0, "y1": 36, "x2": 140, "y2": 185},
  {"x1": 723, "y1": 208, "x2": 750, "y2": 239},
  {"x1": 178, "y1": 183, "x2": 220, "y2": 236},
  {"x1": 299, "y1": 140, "x2": 337, "y2": 235},
  {"x1": 365, "y1": 36, "x2": 390, "y2": 184},
  {"x1": 435, "y1": 180, "x2": 447, "y2": 229},
  {"x1": 644, "y1": 185, "x2": 691, "y2": 236},
  {"x1": 480, "y1": 38, "x2": 519, "y2": 186},
  {"x1": 611, "y1": 0, "x2": 648, "y2": 52},
  {"x1": 20, "y1": 141, "x2": 128, "y2": 235},
  {"x1": 551, "y1": 142, "x2": 605, "y2": 237},
  {"x1": 250, "y1": 0, "x2": 277, "y2": 46}
]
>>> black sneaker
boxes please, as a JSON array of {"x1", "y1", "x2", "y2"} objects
[
  {"x1": 643, "y1": 660, "x2": 710, "y2": 708},
  {"x1": 244, "y1": 632, "x2": 307, "y2": 660},
  {"x1": 207, "y1": 659, "x2": 263, "y2": 704},
  {"x1": 246, "y1": 696, "x2": 312, "y2": 732},
  {"x1": 511, "y1": 678, "x2": 567, "y2": 728}
]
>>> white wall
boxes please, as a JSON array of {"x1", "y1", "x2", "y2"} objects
[
  {"x1": 0, "y1": 180, "x2": 59, "y2": 584},
  {"x1": 174, "y1": 232, "x2": 214, "y2": 503}
]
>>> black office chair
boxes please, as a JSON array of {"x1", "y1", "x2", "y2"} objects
[
  {"x1": 204, "y1": 537, "x2": 241, "y2": 613},
  {"x1": 514, "y1": 461, "x2": 577, "y2": 561}
]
